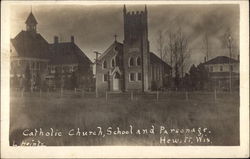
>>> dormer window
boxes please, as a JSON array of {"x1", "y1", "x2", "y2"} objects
[{"x1": 103, "y1": 60, "x2": 107, "y2": 69}]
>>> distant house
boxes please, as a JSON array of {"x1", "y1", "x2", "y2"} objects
[
  {"x1": 96, "y1": 6, "x2": 171, "y2": 92},
  {"x1": 10, "y1": 11, "x2": 93, "y2": 90},
  {"x1": 203, "y1": 56, "x2": 239, "y2": 90}
]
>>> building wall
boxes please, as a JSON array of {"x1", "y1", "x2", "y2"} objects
[
  {"x1": 123, "y1": 11, "x2": 149, "y2": 92},
  {"x1": 204, "y1": 63, "x2": 239, "y2": 91},
  {"x1": 149, "y1": 63, "x2": 163, "y2": 89},
  {"x1": 96, "y1": 45, "x2": 123, "y2": 92},
  {"x1": 205, "y1": 63, "x2": 239, "y2": 73}
]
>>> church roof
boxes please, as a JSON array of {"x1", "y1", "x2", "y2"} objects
[
  {"x1": 98, "y1": 41, "x2": 123, "y2": 60},
  {"x1": 49, "y1": 42, "x2": 92, "y2": 65},
  {"x1": 150, "y1": 52, "x2": 172, "y2": 69},
  {"x1": 25, "y1": 12, "x2": 38, "y2": 25},
  {"x1": 203, "y1": 56, "x2": 239, "y2": 65},
  {"x1": 11, "y1": 30, "x2": 50, "y2": 59}
]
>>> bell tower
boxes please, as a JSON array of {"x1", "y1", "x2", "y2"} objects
[
  {"x1": 123, "y1": 5, "x2": 150, "y2": 91},
  {"x1": 25, "y1": 11, "x2": 38, "y2": 33}
]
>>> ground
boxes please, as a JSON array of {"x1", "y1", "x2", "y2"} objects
[{"x1": 9, "y1": 90, "x2": 239, "y2": 146}]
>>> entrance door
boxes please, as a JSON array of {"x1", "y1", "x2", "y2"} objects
[{"x1": 113, "y1": 72, "x2": 120, "y2": 91}]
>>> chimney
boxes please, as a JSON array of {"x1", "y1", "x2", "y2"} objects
[
  {"x1": 204, "y1": 56, "x2": 207, "y2": 62},
  {"x1": 54, "y1": 36, "x2": 58, "y2": 44},
  {"x1": 237, "y1": 55, "x2": 239, "y2": 61},
  {"x1": 71, "y1": 36, "x2": 74, "y2": 43}
]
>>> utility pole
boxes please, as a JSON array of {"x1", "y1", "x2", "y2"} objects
[
  {"x1": 228, "y1": 35, "x2": 232, "y2": 93},
  {"x1": 93, "y1": 51, "x2": 101, "y2": 98},
  {"x1": 204, "y1": 33, "x2": 209, "y2": 61}
]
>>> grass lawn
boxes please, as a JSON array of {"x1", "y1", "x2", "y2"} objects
[{"x1": 9, "y1": 91, "x2": 239, "y2": 146}]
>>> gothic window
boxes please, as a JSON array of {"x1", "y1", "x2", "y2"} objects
[
  {"x1": 111, "y1": 58, "x2": 115, "y2": 68},
  {"x1": 129, "y1": 73, "x2": 135, "y2": 82},
  {"x1": 103, "y1": 60, "x2": 107, "y2": 69},
  {"x1": 115, "y1": 56, "x2": 120, "y2": 66},
  {"x1": 129, "y1": 57, "x2": 134, "y2": 67},
  {"x1": 103, "y1": 74, "x2": 108, "y2": 82},
  {"x1": 136, "y1": 56, "x2": 141, "y2": 66},
  {"x1": 137, "y1": 72, "x2": 142, "y2": 81}
]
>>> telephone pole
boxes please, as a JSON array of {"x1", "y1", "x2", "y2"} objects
[
  {"x1": 93, "y1": 51, "x2": 101, "y2": 98},
  {"x1": 205, "y1": 33, "x2": 209, "y2": 61}
]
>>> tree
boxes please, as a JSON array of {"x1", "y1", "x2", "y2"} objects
[
  {"x1": 197, "y1": 63, "x2": 209, "y2": 90},
  {"x1": 189, "y1": 64, "x2": 198, "y2": 90}
]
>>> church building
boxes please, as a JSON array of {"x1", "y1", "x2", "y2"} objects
[{"x1": 96, "y1": 6, "x2": 172, "y2": 92}]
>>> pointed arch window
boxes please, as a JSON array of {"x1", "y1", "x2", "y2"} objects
[
  {"x1": 129, "y1": 57, "x2": 134, "y2": 67},
  {"x1": 111, "y1": 58, "x2": 115, "y2": 68},
  {"x1": 136, "y1": 56, "x2": 141, "y2": 66},
  {"x1": 103, "y1": 60, "x2": 107, "y2": 69}
]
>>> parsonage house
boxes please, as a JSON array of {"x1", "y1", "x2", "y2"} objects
[
  {"x1": 10, "y1": 12, "x2": 93, "y2": 91},
  {"x1": 203, "y1": 56, "x2": 239, "y2": 91},
  {"x1": 96, "y1": 6, "x2": 172, "y2": 92}
]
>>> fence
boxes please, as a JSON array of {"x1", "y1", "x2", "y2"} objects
[{"x1": 10, "y1": 87, "x2": 239, "y2": 102}]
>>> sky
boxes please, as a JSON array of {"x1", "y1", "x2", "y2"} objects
[{"x1": 10, "y1": 4, "x2": 239, "y2": 71}]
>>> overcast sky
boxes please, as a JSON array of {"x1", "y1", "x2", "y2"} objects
[{"x1": 10, "y1": 4, "x2": 239, "y2": 70}]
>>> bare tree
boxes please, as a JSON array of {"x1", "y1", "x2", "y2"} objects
[{"x1": 164, "y1": 28, "x2": 190, "y2": 88}]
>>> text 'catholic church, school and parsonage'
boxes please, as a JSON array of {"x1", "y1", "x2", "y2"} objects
[{"x1": 10, "y1": 5, "x2": 239, "y2": 93}]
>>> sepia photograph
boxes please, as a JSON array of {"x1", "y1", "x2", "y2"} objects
[{"x1": 1, "y1": 0, "x2": 249, "y2": 158}]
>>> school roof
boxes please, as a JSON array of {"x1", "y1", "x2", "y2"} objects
[
  {"x1": 49, "y1": 42, "x2": 93, "y2": 65},
  {"x1": 11, "y1": 31, "x2": 50, "y2": 59},
  {"x1": 204, "y1": 56, "x2": 239, "y2": 65}
]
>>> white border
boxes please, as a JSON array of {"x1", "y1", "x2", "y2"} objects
[{"x1": 1, "y1": 1, "x2": 249, "y2": 158}]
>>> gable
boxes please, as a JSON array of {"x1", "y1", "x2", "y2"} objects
[{"x1": 98, "y1": 41, "x2": 123, "y2": 62}]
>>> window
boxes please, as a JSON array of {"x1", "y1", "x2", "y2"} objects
[
  {"x1": 48, "y1": 66, "x2": 51, "y2": 72},
  {"x1": 103, "y1": 74, "x2": 108, "y2": 82},
  {"x1": 230, "y1": 65, "x2": 233, "y2": 71},
  {"x1": 32, "y1": 62, "x2": 35, "y2": 69},
  {"x1": 137, "y1": 56, "x2": 141, "y2": 66},
  {"x1": 210, "y1": 66, "x2": 213, "y2": 72},
  {"x1": 73, "y1": 66, "x2": 78, "y2": 71},
  {"x1": 129, "y1": 73, "x2": 135, "y2": 82},
  {"x1": 137, "y1": 72, "x2": 142, "y2": 81},
  {"x1": 129, "y1": 57, "x2": 134, "y2": 67},
  {"x1": 115, "y1": 56, "x2": 120, "y2": 66},
  {"x1": 220, "y1": 65, "x2": 223, "y2": 71},
  {"x1": 111, "y1": 58, "x2": 115, "y2": 68},
  {"x1": 103, "y1": 60, "x2": 107, "y2": 69}
]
